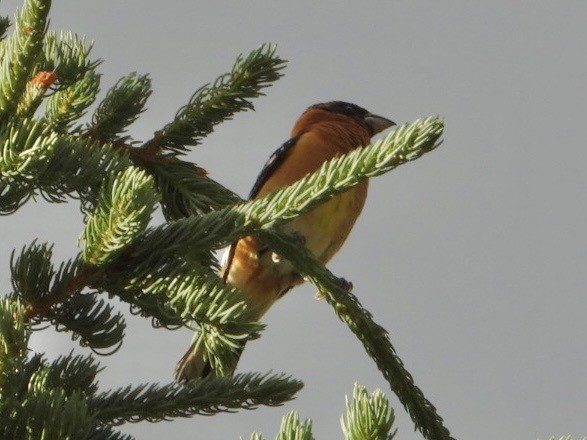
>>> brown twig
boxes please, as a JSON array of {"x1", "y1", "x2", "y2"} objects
[{"x1": 22, "y1": 266, "x2": 99, "y2": 321}]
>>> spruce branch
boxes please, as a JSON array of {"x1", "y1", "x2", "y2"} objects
[
  {"x1": 91, "y1": 372, "x2": 303, "y2": 425},
  {"x1": 259, "y1": 230, "x2": 454, "y2": 440},
  {"x1": 46, "y1": 352, "x2": 102, "y2": 397},
  {"x1": 119, "y1": 260, "x2": 263, "y2": 374},
  {"x1": 82, "y1": 166, "x2": 158, "y2": 266},
  {"x1": 109, "y1": 286, "x2": 184, "y2": 330},
  {"x1": 0, "y1": 0, "x2": 50, "y2": 122},
  {"x1": 130, "y1": 262, "x2": 257, "y2": 331},
  {"x1": 141, "y1": 43, "x2": 286, "y2": 155},
  {"x1": 275, "y1": 412, "x2": 314, "y2": 440},
  {"x1": 1, "y1": 352, "x2": 43, "y2": 399},
  {"x1": 341, "y1": 385, "x2": 396, "y2": 440},
  {"x1": 18, "y1": 260, "x2": 91, "y2": 321},
  {"x1": 143, "y1": 158, "x2": 241, "y2": 220},
  {"x1": 248, "y1": 411, "x2": 318, "y2": 440},
  {"x1": 0, "y1": 119, "x2": 131, "y2": 210},
  {"x1": 10, "y1": 244, "x2": 124, "y2": 353},
  {"x1": 10, "y1": 241, "x2": 56, "y2": 305},
  {"x1": 15, "y1": 248, "x2": 255, "y2": 371},
  {"x1": 16, "y1": 69, "x2": 58, "y2": 117},
  {"x1": 88, "y1": 72, "x2": 152, "y2": 142},
  {"x1": 40, "y1": 134, "x2": 130, "y2": 206},
  {"x1": 41, "y1": 30, "x2": 100, "y2": 86},
  {"x1": 0, "y1": 117, "x2": 57, "y2": 178},
  {"x1": 51, "y1": 293, "x2": 126, "y2": 354},
  {"x1": 2, "y1": 353, "x2": 98, "y2": 439},
  {"x1": 1, "y1": 386, "x2": 94, "y2": 439},
  {"x1": 130, "y1": 117, "x2": 443, "y2": 269},
  {"x1": 9, "y1": 242, "x2": 89, "y2": 321},
  {"x1": 0, "y1": 297, "x2": 29, "y2": 386},
  {"x1": 44, "y1": 69, "x2": 101, "y2": 132},
  {"x1": 0, "y1": 179, "x2": 30, "y2": 214}
]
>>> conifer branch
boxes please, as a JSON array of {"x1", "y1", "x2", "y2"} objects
[
  {"x1": 1, "y1": 352, "x2": 42, "y2": 401},
  {"x1": 2, "y1": 355, "x2": 95, "y2": 438},
  {"x1": 22, "y1": 264, "x2": 92, "y2": 320},
  {"x1": 117, "y1": 260, "x2": 262, "y2": 373},
  {"x1": 0, "y1": 297, "x2": 29, "y2": 385},
  {"x1": 41, "y1": 30, "x2": 100, "y2": 86},
  {"x1": 250, "y1": 386, "x2": 395, "y2": 440},
  {"x1": 87, "y1": 73, "x2": 152, "y2": 142},
  {"x1": 91, "y1": 373, "x2": 303, "y2": 425},
  {"x1": 275, "y1": 412, "x2": 314, "y2": 440},
  {"x1": 141, "y1": 43, "x2": 286, "y2": 155},
  {"x1": 16, "y1": 70, "x2": 57, "y2": 117},
  {"x1": 41, "y1": 134, "x2": 130, "y2": 206},
  {"x1": 9, "y1": 242, "x2": 125, "y2": 355},
  {"x1": 81, "y1": 166, "x2": 158, "y2": 266},
  {"x1": 130, "y1": 117, "x2": 443, "y2": 269},
  {"x1": 2, "y1": 387, "x2": 94, "y2": 439},
  {"x1": 46, "y1": 352, "x2": 102, "y2": 397},
  {"x1": 51, "y1": 293, "x2": 126, "y2": 354},
  {"x1": 0, "y1": 117, "x2": 57, "y2": 178},
  {"x1": 127, "y1": 261, "x2": 259, "y2": 332},
  {"x1": 0, "y1": 0, "x2": 50, "y2": 122},
  {"x1": 10, "y1": 241, "x2": 56, "y2": 306},
  {"x1": 141, "y1": 158, "x2": 241, "y2": 220},
  {"x1": 0, "y1": 120, "x2": 131, "y2": 211},
  {"x1": 44, "y1": 70, "x2": 101, "y2": 132},
  {"x1": 341, "y1": 385, "x2": 396, "y2": 440},
  {"x1": 0, "y1": 179, "x2": 30, "y2": 214},
  {"x1": 259, "y1": 230, "x2": 454, "y2": 440},
  {"x1": 10, "y1": 242, "x2": 96, "y2": 321},
  {"x1": 110, "y1": 285, "x2": 184, "y2": 330}
]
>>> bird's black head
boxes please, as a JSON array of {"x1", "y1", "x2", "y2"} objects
[
  {"x1": 309, "y1": 101, "x2": 370, "y2": 118},
  {"x1": 307, "y1": 101, "x2": 395, "y2": 135}
]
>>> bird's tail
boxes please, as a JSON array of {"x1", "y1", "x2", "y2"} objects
[
  {"x1": 175, "y1": 335, "x2": 245, "y2": 382},
  {"x1": 175, "y1": 340, "x2": 212, "y2": 381},
  {"x1": 174, "y1": 272, "x2": 296, "y2": 382},
  {"x1": 175, "y1": 326, "x2": 253, "y2": 382}
]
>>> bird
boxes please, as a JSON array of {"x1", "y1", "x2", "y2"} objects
[{"x1": 175, "y1": 101, "x2": 395, "y2": 381}]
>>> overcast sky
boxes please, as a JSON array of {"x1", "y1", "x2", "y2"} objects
[{"x1": 1, "y1": 1, "x2": 586, "y2": 439}]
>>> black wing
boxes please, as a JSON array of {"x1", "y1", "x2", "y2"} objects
[
  {"x1": 220, "y1": 136, "x2": 300, "y2": 281},
  {"x1": 248, "y1": 136, "x2": 299, "y2": 199}
]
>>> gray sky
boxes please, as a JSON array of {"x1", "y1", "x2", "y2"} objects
[{"x1": 1, "y1": 1, "x2": 586, "y2": 439}]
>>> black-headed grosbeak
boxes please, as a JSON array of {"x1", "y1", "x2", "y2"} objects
[{"x1": 176, "y1": 101, "x2": 395, "y2": 381}]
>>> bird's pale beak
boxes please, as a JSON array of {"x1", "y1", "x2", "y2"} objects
[{"x1": 364, "y1": 114, "x2": 396, "y2": 135}]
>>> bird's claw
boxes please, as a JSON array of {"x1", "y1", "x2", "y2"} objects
[
  {"x1": 314, "y1": 277, "x2": 353, "y2": 300},
  {"x1": 337, "y1": 277, "x2": 353, "y2": 292},
  {"x1": 290, "y1": 231, "x2": 306, "y2": 246}
]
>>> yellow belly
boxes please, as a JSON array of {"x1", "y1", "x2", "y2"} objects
[{"x1": 284, "y1": 182, "x2": 368, "y2": 263}]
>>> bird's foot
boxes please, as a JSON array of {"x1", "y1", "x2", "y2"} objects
[
  {"x1": 314, "y1": 277, "x2": 353, "y2": 300},
  {"x1": 290, "y1": 231, "x2": 306, "y2": 246},
  {"x1": 337, "y1": 277, "x2": 353, "y2": 292}
]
